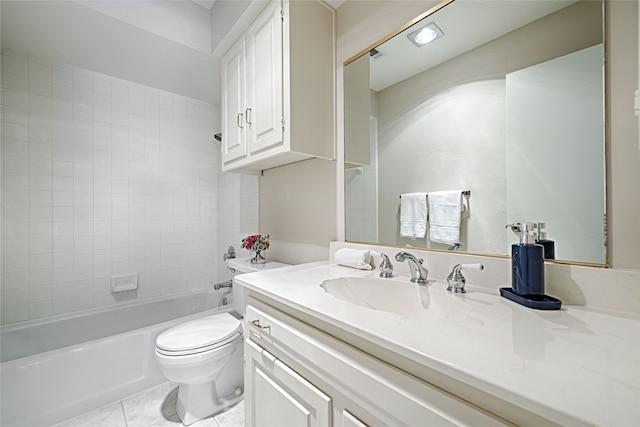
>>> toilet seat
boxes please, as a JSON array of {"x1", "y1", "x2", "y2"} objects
[{"x1": 156, "y1": 312, "x2": 242, "y2": 357}]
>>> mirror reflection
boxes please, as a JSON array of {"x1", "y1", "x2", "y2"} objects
[{"x1": 344, "y1": 0, "x2": 605, "y2": 265}]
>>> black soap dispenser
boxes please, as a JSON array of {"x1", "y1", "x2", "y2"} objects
[
  {"x1": 500, "y1": 222, "x2": 562, "y2": 310},
  {"x1": 535, "y1": 222, "x2": 555, "y2": 260}
]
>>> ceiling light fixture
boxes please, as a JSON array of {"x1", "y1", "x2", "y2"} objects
[{"x1": 407, "y1": 22, "x2": 444, "y2": 47}]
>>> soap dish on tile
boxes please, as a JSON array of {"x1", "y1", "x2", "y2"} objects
[{"x1": 499, "y1": 288, "x2": 562, "y2": 310}]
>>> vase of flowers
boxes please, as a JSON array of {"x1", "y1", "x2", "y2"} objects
[{"x1": 241, "y1": 234, "x2": 270, "y2": 264}]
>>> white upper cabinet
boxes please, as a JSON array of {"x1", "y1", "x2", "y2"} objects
[
  {"x1": 221, "y1": 38, "x2": 247, "y2": 165},
  {"x1": 221, "y1": 0, "x2": 335, "y2": 173},
  {"x1": 246, "y1": 4, "x2": 284, "y2": 154}
]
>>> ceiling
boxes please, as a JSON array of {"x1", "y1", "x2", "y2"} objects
[
  {"x1": 192, "y1": 0, "x2": 216, "y2": 9},
  {"x1": 369, "y1": 0, "x2": 579, "y2": 91}
]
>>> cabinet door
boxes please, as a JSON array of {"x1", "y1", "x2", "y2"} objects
[
  {"x1": 245, "y1": 339, "x2": 331, "y2": 427},
  {"x1": 246, "y1": 1, "x2": 284, "y2": 155},
  {"x1": 221, "y1": 38, "x2": 247, "y2": 164}
]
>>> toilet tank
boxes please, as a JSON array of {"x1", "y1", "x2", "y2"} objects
[{"x1": 227, "y1": 258, "x2": 290, "y2": 315}]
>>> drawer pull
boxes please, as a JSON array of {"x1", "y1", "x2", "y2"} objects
[{"x1": 251, "y1": 319, "x2": 271, "y2": 333}]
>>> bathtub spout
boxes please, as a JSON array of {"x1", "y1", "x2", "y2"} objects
[{"x1": 214, "y1": 280, "x2": 233, "y2": 290}]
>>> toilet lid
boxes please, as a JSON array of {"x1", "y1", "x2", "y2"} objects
[{"x1": 156, "y1": 312, "x2": 242, "y2": 356}]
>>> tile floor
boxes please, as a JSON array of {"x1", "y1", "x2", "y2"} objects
[{"x1": 54, "y1": 382, "x2": 244, "y2": 427}]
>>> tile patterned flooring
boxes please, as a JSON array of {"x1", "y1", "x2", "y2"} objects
[{"x1": 54, "y1": 382, "x2": 244, "y2": 427}]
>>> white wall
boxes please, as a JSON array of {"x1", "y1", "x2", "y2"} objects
[
  {"x1": 78, "y1": 0, "x2": 212, "y2": 54},
  {"x1": 0, "y1": 47, "x2": 258, "y2": 325},
  {"x1": 1, "y1": 1, "x2": 219, "y2": 104},
  {"x1": 606, "y1": 0, "x2": 640, "y2": 269}
]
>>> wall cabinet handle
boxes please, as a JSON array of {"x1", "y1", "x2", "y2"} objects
[
  {"x1": 237, "y1": 112, "x2": 244, "y2": 129},
  {"x1": 245, "y1": 108, "x2": 252, "y2": 126}
]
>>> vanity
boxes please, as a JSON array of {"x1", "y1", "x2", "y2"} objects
[{"x1": 236, "y1": 259, "x2": 640, "y2": 427}]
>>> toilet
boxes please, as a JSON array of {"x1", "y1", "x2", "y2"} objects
[{"x1": 155, "y1": 257, "x2": 289, "y2": 425}]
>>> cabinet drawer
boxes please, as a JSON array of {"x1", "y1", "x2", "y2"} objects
[{"x1": 246, "y1": 299, "x2": 510, "y2": 427}]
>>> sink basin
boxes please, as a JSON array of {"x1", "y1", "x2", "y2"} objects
[{"x1": 320, "y1": 277, "x2": 471, "y2": 319}]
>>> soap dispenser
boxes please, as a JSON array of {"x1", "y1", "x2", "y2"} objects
[
  {"x1": 535, "y1": 222, "x2": 555, "y2": 260},
  {"x1": 501, "y1": 222, "x2": 562, "y2": 310}
]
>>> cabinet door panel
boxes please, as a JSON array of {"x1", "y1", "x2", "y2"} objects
[
  {"x1": 246, "y1": 339, "x2": 331, "y2": 427},
  {"x1": 222, "y1": 39, "x2": 247, "y2": 164},
  {"x1": 246, "y1": 2, "x2": 284, "y2": 154}
]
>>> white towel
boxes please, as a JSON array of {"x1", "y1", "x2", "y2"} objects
[
  {"x1": 428, "y1": 190, "x2": 463, "y2": 244},
  {"x1": 334, "y1": 248, "x2": 372, "y2": 270},
  {"x1": 400, "y1": 193, "x2": 428, "y2": 238}
]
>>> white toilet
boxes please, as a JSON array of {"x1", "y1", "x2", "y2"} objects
[{"x1": 155, "y1": 257, "x2": 289, "y2": 425}]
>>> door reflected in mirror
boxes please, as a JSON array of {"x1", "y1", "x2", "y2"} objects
[{"x1": 344, "y1": 0, "x2": 605, "y2": 265}]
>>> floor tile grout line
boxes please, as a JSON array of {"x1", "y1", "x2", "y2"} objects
[{"x1": 120, "y1": 400, "x2": 129, "y2": 427}]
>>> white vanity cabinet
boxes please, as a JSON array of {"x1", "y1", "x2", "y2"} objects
[
  {"x1": 244, "y1": 299, "x2": 510, "y2": 427},
  {"x1": 221, "y1": 0, "x2": 335, "y2": 173}
]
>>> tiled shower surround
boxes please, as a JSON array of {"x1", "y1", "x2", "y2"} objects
[{"x1": 1, "y1": 48, "x2": 258, "y2": 325}]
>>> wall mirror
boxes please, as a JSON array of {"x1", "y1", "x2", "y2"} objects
[{"x1": 344, "y1": 0, "x2": 606, "y2": 265}]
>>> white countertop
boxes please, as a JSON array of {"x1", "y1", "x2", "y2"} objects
[{"x1": 236, "y1": 261, "x2": 640, "y2": 426}]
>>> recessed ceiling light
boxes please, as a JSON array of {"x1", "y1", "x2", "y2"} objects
[{"x1": 407, "y1": 22, "x2": 444, "y2": 47}]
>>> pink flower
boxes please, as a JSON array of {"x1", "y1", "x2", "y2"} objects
[{"x1": 241, "y1": 234, "x2": 270, "y2": 251}]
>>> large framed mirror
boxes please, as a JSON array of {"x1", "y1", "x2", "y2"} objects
[{"x1": 344, "y1": 0, "x2": 606, "y2": 265}]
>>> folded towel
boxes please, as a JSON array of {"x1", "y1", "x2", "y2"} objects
[
  {"x1": 334, "y1": 248, "x2": 372, "y2": 270},
  {"x1": 400, "y1": 193, "x2": 428, "y2": 238},
  {"x1": 428, "y1": 190, "x2": 463, "y2": 244}
]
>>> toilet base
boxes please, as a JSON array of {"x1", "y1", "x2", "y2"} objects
[{"x1": 176, "y1": 382, "x2": 244, "y2": 426}]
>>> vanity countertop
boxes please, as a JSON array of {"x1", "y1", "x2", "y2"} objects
[{"x1": 236, "y1": 261, "x2": 640, "y2": 426}]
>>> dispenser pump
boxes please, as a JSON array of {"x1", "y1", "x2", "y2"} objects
[
  {"x1": 501, "y1": 222, "x2": 562, "y2": 310},
  {"x1": 506, "y1": 222, "x2": 537, "y2": 244}
]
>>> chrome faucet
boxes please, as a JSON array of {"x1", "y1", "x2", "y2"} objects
[
  {"x1": 394, "y1": 251, "x2": 428, "y2": 283},
  {"x1": 379, "y1": 253, "x2": 394, "y2": 278},
  {"x1": 447, "y1": 242, "x2": 463, "y2": 251}
]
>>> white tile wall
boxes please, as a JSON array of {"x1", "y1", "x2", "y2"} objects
[{"x1": 1, "y1": 48, "x2": 259, "y2": 324}]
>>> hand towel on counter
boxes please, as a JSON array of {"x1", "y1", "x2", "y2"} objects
[
  {"x1": 400, "y1": 193, "x2": 428, "y2": 238},
  {"x1": 334, "y1": 248, "x2": 372, "y2": 270},
  {"x1": 428, "y1": 190, "x2": 463, "y2": 244}
]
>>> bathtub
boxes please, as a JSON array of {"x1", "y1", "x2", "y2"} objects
[{"x1": 0, "y1": 289, "x2": 233, "y2": 427}]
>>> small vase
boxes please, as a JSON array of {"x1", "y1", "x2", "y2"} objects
[{"x1": 250, "y1": 250, "x2": 266, "y2": 264}]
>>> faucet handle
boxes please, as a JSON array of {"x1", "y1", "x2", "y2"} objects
[
  {"x1": 223, "y1": 245, "x2": 236, "y2": 261},
  {"x1": 379, "y1": 253, "x2": 394, "y2": 278},
  {"x1": 447, "y1": 263, "x2": 484, "y2": 293}
]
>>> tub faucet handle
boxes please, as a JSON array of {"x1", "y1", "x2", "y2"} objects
[{"x1": 223, "y1": 246, "x2": 236, "y2": 261}]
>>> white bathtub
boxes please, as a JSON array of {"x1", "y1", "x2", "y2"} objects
[{"x1": 0, "y1": 289, "x2": 233, "y2": 427}]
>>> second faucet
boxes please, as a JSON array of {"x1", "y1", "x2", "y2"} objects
[{"x1": 395, "y1": 251, "x2": 428, "y2": 283}]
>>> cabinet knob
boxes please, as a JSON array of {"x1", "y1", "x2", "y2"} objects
[
  {"x1": 245, "y1": 108, "x2": 252, "y2": 126},
  {"x1": 237, "y1": 112, "x2": 244, "y2": 129}
]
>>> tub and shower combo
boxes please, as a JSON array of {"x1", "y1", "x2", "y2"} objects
[{"x1": 0, "y1": 289, "x2": 232, "y2": 427}]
